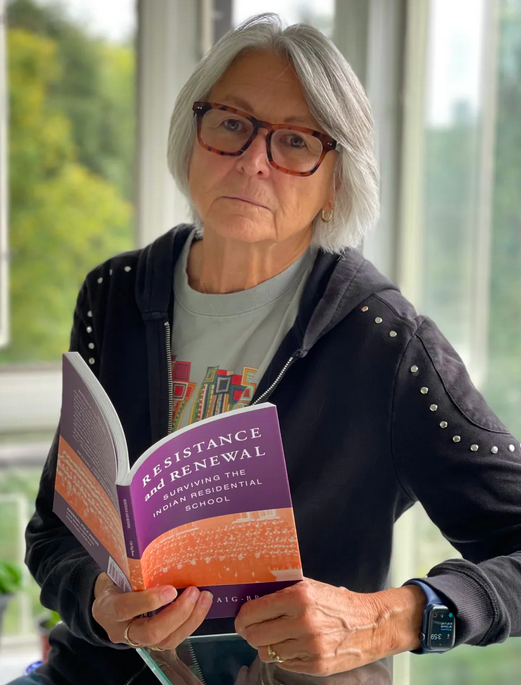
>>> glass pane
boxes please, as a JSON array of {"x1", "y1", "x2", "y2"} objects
[
  {"x1": 0, "y1": 0, "x2": 137, "y2": 366},
  {"x1": 412, "y1": 0, "x2": 521, "y2": 682},
  {"x1": 421, "y1": 0, "x2": 486, "y2": 367}
]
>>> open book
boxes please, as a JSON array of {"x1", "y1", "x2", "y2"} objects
[{"x1": 53, "y1": 352, "x2": 303, "y2": 634}]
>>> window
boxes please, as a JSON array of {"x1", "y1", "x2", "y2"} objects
[
  {"x1": 0, "y1": 0, "x2": 136, "y2": 670},
  {"x1": 0, "y1": 0, "x2": 136, "y2": 368},
  {"x1": 397, "y1": 1, "x2": 521, "y2": 682},
  {"x1": 233, "y1": 0, "x2": 334, "y2": 35}
]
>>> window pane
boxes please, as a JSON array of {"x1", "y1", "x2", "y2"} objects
[
  {"x1": 0, "y1": 0, "x2": 136, "y2": 366},
  {"x1": 0, "y1": 0, "x2": 137, "y2": 670},
  {"x1": 412, "y1": 0, "x2": 521, "y2": 682},
  {"x1": 233, "y1": 0, "x2": 334, "y2": 36}
]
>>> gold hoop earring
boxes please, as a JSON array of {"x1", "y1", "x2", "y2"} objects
[{"x1": 321, "y1": 208, "x2": 334, "y2": 223}]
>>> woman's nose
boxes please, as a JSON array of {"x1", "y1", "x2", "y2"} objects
[{"x1": 236, "y1": 130, "x2": 271, "y2": 175}]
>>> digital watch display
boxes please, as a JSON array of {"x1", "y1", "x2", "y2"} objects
[{"x1": 425, "y1": 605, "x2": 456, "y2": 651}]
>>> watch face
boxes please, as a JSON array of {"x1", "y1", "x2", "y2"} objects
[{"x1": 426, "y1": 606, "x2": 456, "y2": 650}]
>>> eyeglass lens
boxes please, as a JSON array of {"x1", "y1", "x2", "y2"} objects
[{"x1": 200, "y1": 109, "x2": 323, "y2": 173}]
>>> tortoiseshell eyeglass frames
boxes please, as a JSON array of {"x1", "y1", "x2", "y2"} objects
[{"x1": 192, "y1": 101, "x2": 338, "y2": 177}]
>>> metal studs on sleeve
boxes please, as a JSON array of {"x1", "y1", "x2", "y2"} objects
[
  {"x1": 410, "y1": 365, "x2": 419, "y2": 374},
  {"x1": 124, "y1": 265, "x2": 132, "y2": 272},
  {"x1": 420, "y1": 387, "x2": 429, "y2": 395},
  {"x1": 453, "y1": 435, "x2": 461, "y2": 443},
  {"x1": 361, "y1": 306, "x2": 369, "y2": 312},
  {"x1": 491, "y1": 446, "x2": 499, "y2": 454},
  {"x1": 470, "y1": 444, "x2": 479, "y2": 452},
  {"x1": 429, "y1": 404, "x2": 438, "y2": 412},
  {"x1": 375, "y1": 317, "x2": 383, "y2": 324}
]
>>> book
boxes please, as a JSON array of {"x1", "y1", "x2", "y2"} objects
[{"x1": 53, "y1": 352, "x2": 303, "y2": 633}]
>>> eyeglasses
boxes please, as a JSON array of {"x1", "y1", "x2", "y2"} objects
[{"x1": 192, "y1": 101, "x2": 338, "y2": 176}]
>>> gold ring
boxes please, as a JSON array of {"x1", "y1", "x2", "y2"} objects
[
  {"x1": 148, "y1": 645, "x2": 166, "y2": 652},
  {"x1": 267, "y1": 645, "x2": 285, "y2": 663},
  {"x1": 123, "y1": 617, "x2": 141, "y2": 648}
]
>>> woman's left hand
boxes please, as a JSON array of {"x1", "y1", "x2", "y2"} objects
[{"x1": 234, "y1": 577, "x2": 425, "y2": 676}]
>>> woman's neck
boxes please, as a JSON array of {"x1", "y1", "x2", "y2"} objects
[{"x1": 186, "y1": 227, "x2": 312, "y2": 294}]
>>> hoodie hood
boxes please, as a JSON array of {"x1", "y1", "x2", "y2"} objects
[{"x1": 135, "y1": 224, "x2": 399, "y2": 354}]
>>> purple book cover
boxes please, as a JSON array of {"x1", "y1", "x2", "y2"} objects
[
  {"x1": 124, "y1": 404, "x2": 303, "y2": 618},
  {"x1": 54, "y1": 353, "x2": 303, "y2": 619}
]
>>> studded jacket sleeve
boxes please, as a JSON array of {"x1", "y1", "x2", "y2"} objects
[
  {"x1": 24, "y1": 279, "x2": 125, "y2": 649},
  {"x1": 392, "y1": 316, "x2": 521, "y2": 647}
]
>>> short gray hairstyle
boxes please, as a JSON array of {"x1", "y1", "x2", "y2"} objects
[{"x1": 167, "y1": 13, "x2": 379, "y2": 254}]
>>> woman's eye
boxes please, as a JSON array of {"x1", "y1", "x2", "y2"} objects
[
  {"x1": 222, "y1": 118, "x2": 244, "y2": 132},
  {"x1": 285, "y1": 135, "x2": 307, "y2": 149}
]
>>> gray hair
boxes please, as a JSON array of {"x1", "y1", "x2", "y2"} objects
[{"x1": 167, "y1": 13, "x2": 379, "y2": 254}]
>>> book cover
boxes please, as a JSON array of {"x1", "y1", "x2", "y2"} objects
[{"x1": 53, "y1": 352, "x2": 303, "y2": 620}]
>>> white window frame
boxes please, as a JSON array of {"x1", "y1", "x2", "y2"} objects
[{"x1": 135, "y1": 0, "x2": 202, "y2": 247}]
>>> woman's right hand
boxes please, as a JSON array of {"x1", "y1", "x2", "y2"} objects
[{"x1": 92, "y1": 573, "x2": 213, "y2": 650}]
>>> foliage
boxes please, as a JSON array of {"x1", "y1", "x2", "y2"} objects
[
  {"x1": 0, "y1": 560, "x2": 23, "y2": 594},
  {"x1": 38, "y1": 609, "x2": 61, "y2": 630},
  {"x1": 0, "y1": 0, "x2": 135, "y2": 365}
]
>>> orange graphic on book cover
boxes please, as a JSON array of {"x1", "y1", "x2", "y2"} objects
[
  {"x1": 55, "y1": 436, "x2": 128, "y2": 578},
  {"x1": 140, "y1": 508, "x2": 302, "y2": 589}
]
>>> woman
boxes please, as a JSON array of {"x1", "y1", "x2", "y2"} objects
[{"x1": 11, "y1": 12, "x2": 521, "y2": 685}]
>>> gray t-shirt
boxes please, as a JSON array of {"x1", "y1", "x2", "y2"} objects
[{"x1": 171, "y1": 229, "x2": 315, "y2": 430}]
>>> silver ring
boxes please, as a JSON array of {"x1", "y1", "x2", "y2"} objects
[{"x1": 267, "y1": 645, "x2": 285, "y2": 663}]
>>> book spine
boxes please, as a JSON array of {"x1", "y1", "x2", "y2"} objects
[{"x1": 117, "y1": 485, "x2": 140, "y2": 559}]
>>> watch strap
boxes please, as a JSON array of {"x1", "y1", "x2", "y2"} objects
[{"x1": 403, "y1": 579, "x2": 452, "y2": 654}]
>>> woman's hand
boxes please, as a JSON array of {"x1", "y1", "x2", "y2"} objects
[
  {"x1": 234, "y1": 578, "x2": 425, "y2": 676},
  {"x1": 92, "y1": 573, "x2": 213, "y2": 650}
]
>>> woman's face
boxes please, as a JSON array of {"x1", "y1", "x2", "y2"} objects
[{"x1": 188, "y1": 50, "x2": 337, "y2": 247}]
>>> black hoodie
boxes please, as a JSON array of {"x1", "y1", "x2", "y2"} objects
[{"x1": 26, "y1": 225, "x2": 521, "y2": 685}]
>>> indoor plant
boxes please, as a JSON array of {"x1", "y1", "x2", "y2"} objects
[{"x1": 0, "y1": 560, "x2": 23, "y2": 645}]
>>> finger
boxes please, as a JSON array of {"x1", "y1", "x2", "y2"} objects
[
  {"x1": 239, "y1": 616, "x2": 306, "y2": 648},
  {"x1": 155, "y1": 589, "x2": 215, "y2": 650},
  {"x1": 259, "y1": 640, "x2": 295, "y2": 663},
  {"x1": 111, "y1": 585, "x2": 178, "y2": 623},
  {"x1": 129, "y1": 587, "x2": 211, "y2": 647},
  {"x1": 235, "y1": 584, "x2": 301, "y2": 634}
]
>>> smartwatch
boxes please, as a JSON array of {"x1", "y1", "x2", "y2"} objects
[{"x1": 403, "y1": 579, "x2": 456, "y2": 654}]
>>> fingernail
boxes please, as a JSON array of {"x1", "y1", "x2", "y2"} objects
[
  {"x1": 185, "y1": 587, "x2": 200, "y2": 603},
  {"x1": 161, "y1": 586, "x2": 177, "y2": 603},
  {"x1": 200, "y1": 591, "x2": 213, "y2": 608}
]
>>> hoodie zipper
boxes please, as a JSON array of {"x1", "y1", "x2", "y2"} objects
[
  {"x1": 162, "y1": 317, "x2": 301, "y2": 683},
  {"x1": 165, "y1": 321, "x2": 174, "y2": 435},
  {"x1": 165, "y1": 320, "x2": 207, "y2": 682},
  {"x1": 121, "y1": 664, "x2": 147, "y2": 685},
  {"x1": 187, "y1": 639, "x2": 207, "y2": 684},
  {"x1": 252, "y1": 351, "x2": 303, "y2": 405}
]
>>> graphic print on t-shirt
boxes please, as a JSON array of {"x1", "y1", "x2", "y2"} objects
[{"x1": 171, "y1": 356, "x2": 258, "y2": 430}]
